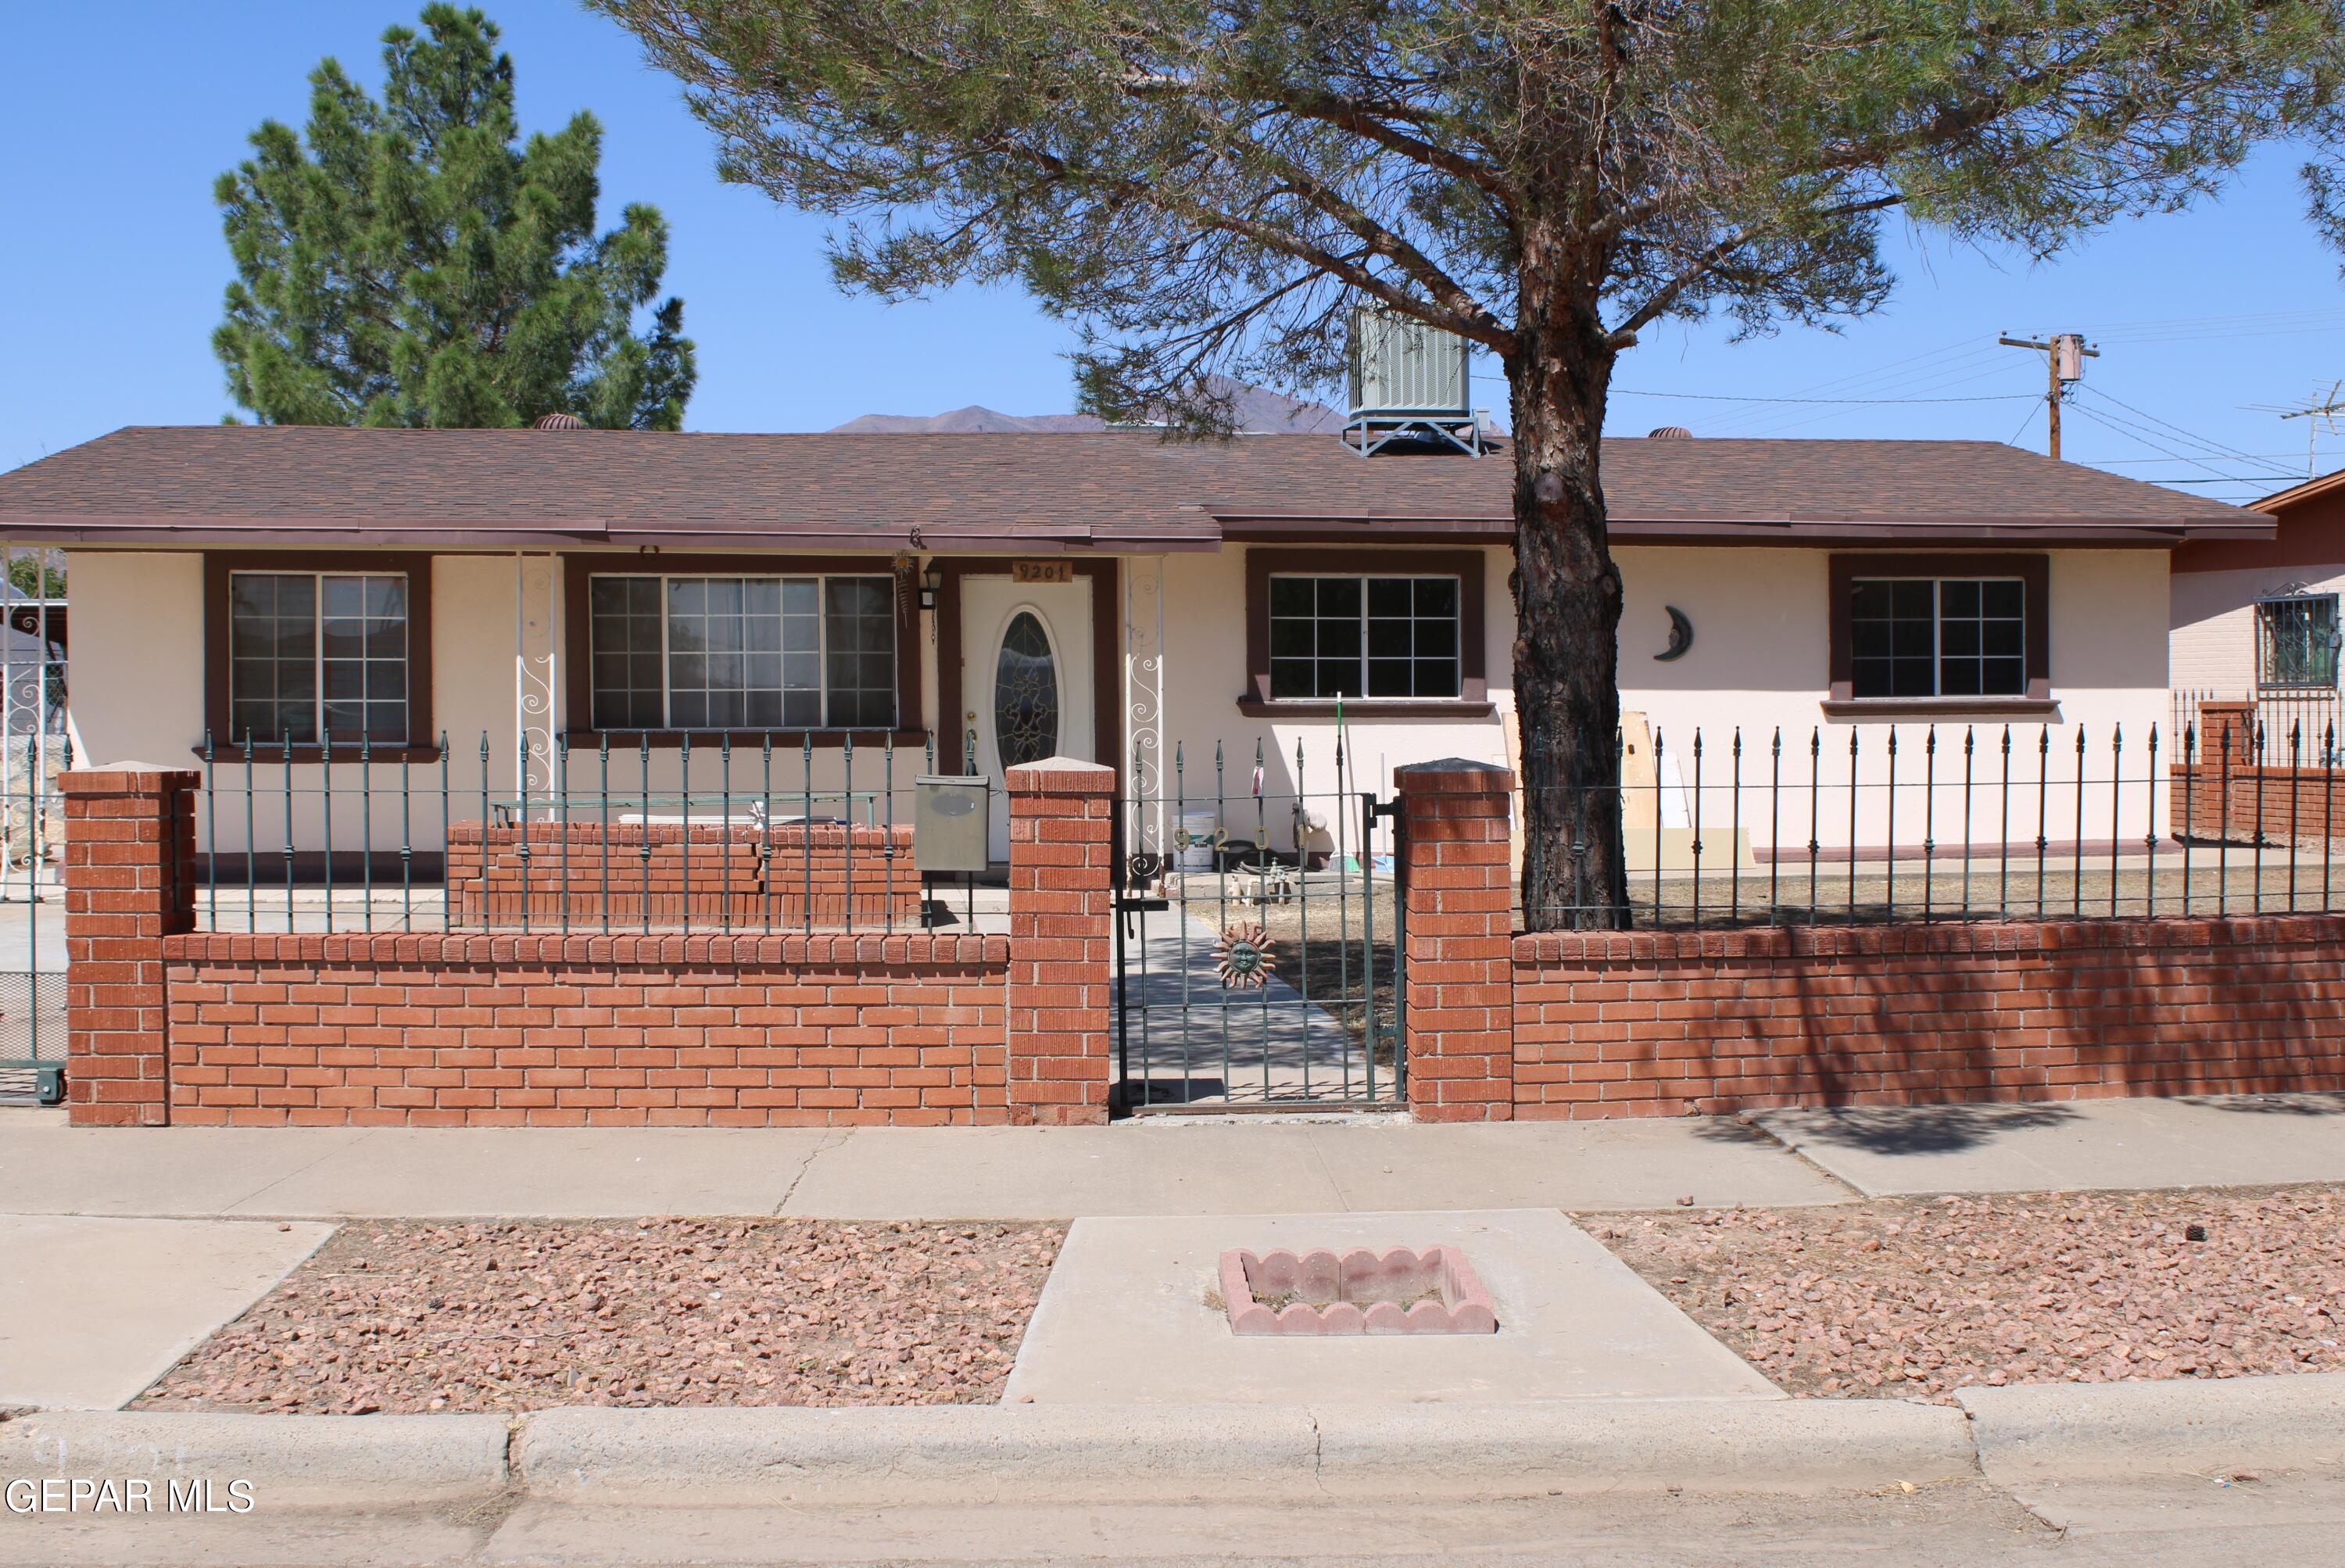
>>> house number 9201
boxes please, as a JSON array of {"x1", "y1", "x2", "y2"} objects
[{"x1": 1011, "y1": 560, "x2": 1073, "y2": 584}]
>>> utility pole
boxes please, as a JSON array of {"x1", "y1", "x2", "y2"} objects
[{"x1": 1998, "y1": 332, "x2": 2099, "y2": 460}]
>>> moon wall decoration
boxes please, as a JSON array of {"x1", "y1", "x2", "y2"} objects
[{"x1": 1654, "y1": 605, "x2": 1694, "y2": 662}]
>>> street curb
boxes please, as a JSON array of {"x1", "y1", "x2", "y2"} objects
[
  {"x1": 1957, "y1": 1370, "x2": 2345, "y2": 1479},
  {"x1": 520, "y1": 1404, "x2": 1321, "y2": 1504},
  {"x1": 8, "y1": 1374, "x2": 2340, "y2": 1507},
  {"x1": 518, "y1": 1399, "x2": 1974, "y2": 1503},
  {"x1": 1309, "y1": 1401, "x2": 1974, "y2": 1497},
  {"x1": 0, "y1": 1412, "x2": 511, "y2": 1504}
]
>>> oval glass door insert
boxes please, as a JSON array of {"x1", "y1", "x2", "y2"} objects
[{"x1": 993, "y1": 610, "x2": 1060, "y2": 770}]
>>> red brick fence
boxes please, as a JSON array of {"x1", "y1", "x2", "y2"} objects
[
  {"x1": 61, "y1": 759, "x2": 2345, "y2": 1128},
  {"x1": 446, "y1": 821, "x2": 919, "y2": 928},
  {"x1": 1390, "y1": 762, "x2": 2345, "y2": 1123},
  {"x1": 63, "y1": 761, "x2": 1112, "y2": 1128}
]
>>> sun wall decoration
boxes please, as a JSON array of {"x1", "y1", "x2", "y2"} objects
[{"x1": 1213, "y1": 922, "x2": 1276, "y2": 989}]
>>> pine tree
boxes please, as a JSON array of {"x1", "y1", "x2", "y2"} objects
[
  {"x1": 215, "y1": 5, "x2": 695, "y2": 429},
  {"x1": 601, "y1": 0, "x2": 2341, "y2": 927}
]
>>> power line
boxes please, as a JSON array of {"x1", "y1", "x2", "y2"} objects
[
  {"x1": 2075, "y1": 387, "x2": 2299, "y2": 480},
  {"x1": 2063, "y1": 403, "x2": 2265, "y2": 489}
]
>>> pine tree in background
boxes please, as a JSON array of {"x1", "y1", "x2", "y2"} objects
[{"x1": 214, "y1": 5, "x2": 695, "y2": 429}]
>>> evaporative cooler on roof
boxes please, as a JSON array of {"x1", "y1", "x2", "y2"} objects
[{"x1": 1344, "y1": 306, "x2": 1483, "y2": 456}]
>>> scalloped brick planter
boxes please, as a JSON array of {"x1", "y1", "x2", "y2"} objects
[{"x1": 1219, "y1": 1245, "x2": 1499, "y2": 1336}]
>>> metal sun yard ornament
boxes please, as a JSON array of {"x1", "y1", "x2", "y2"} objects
[{"x1": 1214, "y1": 922, "x2": 1276, "y2": 990}]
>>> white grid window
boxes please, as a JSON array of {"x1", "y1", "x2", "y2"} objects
[
  {"x1": 587, "y1": 574, "x2": 897, "y2": 731},
  {"x1": 227, "y1": 571, "x2": 408, "y2": 743},
  {"x1": 1849, "y1": 577, "x2": 2025, "y2": 699},
  {"x1": 1268, "y1": 575, "x2": 1460, "y2": 700}
]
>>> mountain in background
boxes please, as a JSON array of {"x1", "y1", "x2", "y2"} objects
[{"x1": 830, "y1": 376, "x2": 1348, "y2": 434}]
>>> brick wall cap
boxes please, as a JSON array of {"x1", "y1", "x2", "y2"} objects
[
  {"x1": 1395, "y1": 759, "x2": 1516, "y2": 793},
  {"x1": 61, "y1": 768, "x2": 202, "y2": 795},
  {"x1": 1005, "y1": 758, "x2": 1116, "y2": 795}
]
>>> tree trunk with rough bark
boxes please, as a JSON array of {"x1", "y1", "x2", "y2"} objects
[{"x1": 1509, "y1": 269, "x2": 1631, "y2": 931}]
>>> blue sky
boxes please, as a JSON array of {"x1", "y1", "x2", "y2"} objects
[{"x1": 5, "y1": 1, "x2": 2344, "y2": 505}]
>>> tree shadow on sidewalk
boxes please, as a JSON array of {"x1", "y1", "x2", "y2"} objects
[
  {"x1": 1759, "y1": 1101, "x2": 2082, "y2": 1155},
  {"x1": 2181, "y1": 1090, "x2": 2345, "y2": 1116}
]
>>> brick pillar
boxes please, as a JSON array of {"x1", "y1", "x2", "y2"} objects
[
  {"x1": 61, "y1": 768, "x2": 197, "y2": 1126},
  {"x1": 1396, "y1": 759, "x2": 1516, "y2": 1122},
  {"x1": 1004, "y1": 757, "x2": 1115, "y2": 1126}
]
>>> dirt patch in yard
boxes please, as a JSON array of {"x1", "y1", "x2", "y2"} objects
[
  {"x1": 134, "y1": 1218, "x2": 1064, "y2": 1414},
  {"x1": 1592, "y1": 1187, "x2": 2345, "y2": 1400}
]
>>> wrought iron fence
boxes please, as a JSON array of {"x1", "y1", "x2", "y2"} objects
[
  {"x1": 193, "y1": 729, "x2": 945, "y2": 934},
  {"x1": 1112, "y1": 737, "x2": 1402, "y2": 1109},
  {"x1": 1523, "y1": 719, "x2": 2345, "y2": 930},
  {"x1": 0, "y1": 732, "x2": 65, "y2": 1103},
  {"x1": 2171, "y1": 687, "x2": 2343, "y2": 768}
]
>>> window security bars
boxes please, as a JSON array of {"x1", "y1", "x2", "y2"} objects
[
  {"x1": 1523, "y1": 718, "x2": 2345, "y2": 930},
  {"x1": 193, "y1": 729, "x2": 942, "y2": 936},
  {"x1": 2254, "y1": 593, "x2": 2343, "y2": 692}
]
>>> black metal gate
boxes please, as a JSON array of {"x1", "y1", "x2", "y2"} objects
[{"x1": 1112, "y1": 740, "x2": 1403, "y2": 1112}]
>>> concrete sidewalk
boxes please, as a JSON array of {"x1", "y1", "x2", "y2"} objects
[
  {"x1": 1757, "y1": 1091, "x2": 2345, "y2": 1197},
  {"x1": 3, "y1": 1090, "x2": 2337, "y2": 1223},
  {"x1": 0, "y1": 1111, "x2": 1844, "y2": 1219}
]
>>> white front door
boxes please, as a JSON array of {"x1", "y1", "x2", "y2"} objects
[{"x1": 961, "y1": 575, "x2": 1096, "y2": 860}]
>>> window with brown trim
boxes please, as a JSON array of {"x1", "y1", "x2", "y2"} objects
[
  {"x1": 584, "y1": 572, "x2": 897, "y2": 731},
  {"x1": 1243, "y1": 548, "x2": 1490, "y2": 715},
  {"x1": 560, "y1": 553, "x2": 921, "y2": 744},
  {"x1": 202, "y1": 553, "x2": 436, "y2": 757},
  {"x1": 1826, "y1": 553, "x2": 2052, "y2": 714}
]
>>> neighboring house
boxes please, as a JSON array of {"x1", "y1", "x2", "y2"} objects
[
  {"x1": 2171, "y1": 467, "x2": 2345, "y2": 752},
  {"x1": 0, "y1": 423, "x2": 2265, "y2": 865}
]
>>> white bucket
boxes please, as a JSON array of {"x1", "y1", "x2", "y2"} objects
[{"x1": 1177, "y1": 811, "x2": 1220, "y2": 870}]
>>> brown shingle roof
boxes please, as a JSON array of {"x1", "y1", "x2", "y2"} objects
[{"x1": 0, "y1": 425, "x2": 2269, "y2": 549}]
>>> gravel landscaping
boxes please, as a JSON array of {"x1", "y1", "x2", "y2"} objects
[
  {"x1": 134, "y1": 1218, "x2": 1064, "y2": 1414},
  {"x1": 1594, "y1": 1187, "x2": 2345, "y2": 1400}
]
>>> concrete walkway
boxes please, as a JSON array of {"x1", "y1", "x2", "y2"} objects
[
  {"x1": 0, "y1": 1214, "x2": 331, "y2": 1409},
  {"x1": 0, "y1": 1111, "x2": 1845, "y2": 1219}
]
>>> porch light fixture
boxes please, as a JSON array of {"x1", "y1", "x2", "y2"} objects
[{"x1": 919, "y1": 564, "x2": 943, "y2": 610}]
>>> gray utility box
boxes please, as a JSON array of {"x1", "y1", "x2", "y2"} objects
[{"x1": 913, "y1": 775, "x2": 991, "y2": 873}]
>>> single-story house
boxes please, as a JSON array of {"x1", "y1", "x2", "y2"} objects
[
  {"x1": 0, "y1": 423, "x2": 2269, "y2": 867},
  {"x1": 2171, "y1": 466, "x2": 2345, "y2": 755}
]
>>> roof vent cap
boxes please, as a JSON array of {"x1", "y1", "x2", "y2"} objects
[
  {"x1": 1647, "y1": 425, "x2": 1693, "y2": 440},
  {"x1": 532, "y1": 412, "x2": 585, "y2": 431}
]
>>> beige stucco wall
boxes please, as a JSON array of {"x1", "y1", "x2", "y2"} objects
[
  {"x1": 65, "y1": 549, "x2": 935, "y2": 863},
  {"x1": 1145, "y1": 545, "x2": 1516, "y2": 824},
  {"x1": 1615, "y1": 545, "x2": 2171, "y2": 850},
  {"x1": 63, "y1": 550, "x2": 202, "y2": 769},
  {"x1": 61, "y1": 537, "x2": 2178, "y2": 863}
]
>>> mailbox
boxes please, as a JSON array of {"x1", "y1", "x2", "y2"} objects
[{"x1": 914, "y1": 775, "x2": 992, "y2": 872}]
